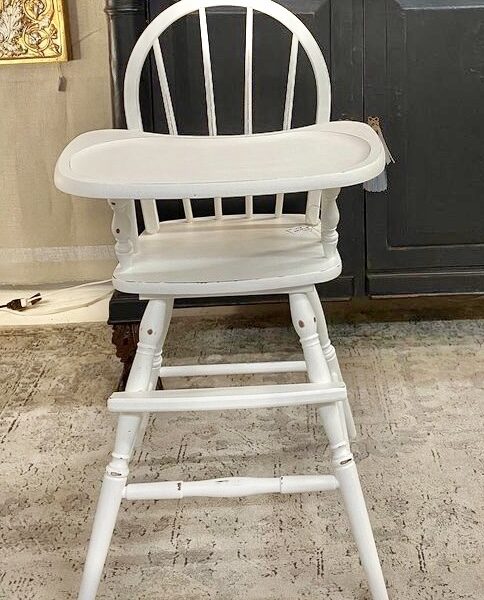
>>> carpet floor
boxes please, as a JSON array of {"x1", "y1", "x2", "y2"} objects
[{"x1": 0, "y1": 315, "x2": 483, "y2": 599}]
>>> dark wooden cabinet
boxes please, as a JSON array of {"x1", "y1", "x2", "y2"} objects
[
  {"x1": 105, "y1": 0, "x2": 484, "y2": 323},
  {"x1": 364, "y1": 0, "x2": 484, "y2": 295}
]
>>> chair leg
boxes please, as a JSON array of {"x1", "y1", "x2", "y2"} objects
[
  {"x1": 307, "y1": 286, "x2": 357, "y2": 440},
  {"x1": 78, "y1": 299, "x2": 171, "y2": 600},
  {"x1": 289, "y1": 292, "x2": 388, "y2": 600},
  {"x1": 78, "y1": 423, "x2": 133, "y2": 600},
  {"x1": 329, "y1": 442, "x2": 389, "y2": 600},
  {"x1": 149, "y1": 298, "x2": 174, "y2": 391},
  {"x1": 134, "y1": 298, "x2": 174, "y2": 452}
]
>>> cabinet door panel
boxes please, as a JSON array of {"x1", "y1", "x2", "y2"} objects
[{"x1": 365, "y1": 0, "x2": 484, "y2": 295}]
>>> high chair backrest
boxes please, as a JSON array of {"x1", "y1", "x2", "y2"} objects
[{"x1": 123, "y1": 0, "x2": 331, "y2": 232}]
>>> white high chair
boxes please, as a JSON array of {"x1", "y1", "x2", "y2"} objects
[{"x1": 55, "y1": 0, "x2": 389, "y2": 598}]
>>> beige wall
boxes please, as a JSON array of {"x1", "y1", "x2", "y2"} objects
[{"x1": 0, "y1": 0, "x2": 116, "y2": 285}]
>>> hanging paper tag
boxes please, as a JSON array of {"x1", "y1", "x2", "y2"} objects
[
  {"x1": 368, "y1": 116, "x2": 395, "y2": 165},
  {"x1": 363, "y1": 116, "x2": 395, "y2": 192}
]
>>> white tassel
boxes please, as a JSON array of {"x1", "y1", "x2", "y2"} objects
[
  {"x1": 363, "y1": 117, "x2": 395, "y2": 192},
  {"x1": 363, "y1": 168, "x2": 387, "y2": 192}
]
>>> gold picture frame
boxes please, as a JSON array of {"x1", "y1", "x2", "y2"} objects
[{"x1": 0, "y1": 0, "x2": 69, "y2": 64}]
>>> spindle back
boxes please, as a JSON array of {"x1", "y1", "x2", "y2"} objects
[{"x1": 124, "y1": 0, "x2": 331, "y2": 232}]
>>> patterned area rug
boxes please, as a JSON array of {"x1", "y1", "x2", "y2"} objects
[{"x1": 0, "y1": 315, "x2": 483, "y2": 599}]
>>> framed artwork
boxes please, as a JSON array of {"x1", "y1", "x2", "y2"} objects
[{"x1": 0, "y1": 0, "x2": 69, "y2": 64}]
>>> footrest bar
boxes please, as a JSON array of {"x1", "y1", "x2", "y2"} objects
[
  {"x1": 159, "y1": 360, "x2": 307, "y2": 378},
  {"x1": 123, "y1": 475, "x2": 339, "y2": 500},
  {"x1": 109, "y1": 382, "x2": 347, "y2": 413}
]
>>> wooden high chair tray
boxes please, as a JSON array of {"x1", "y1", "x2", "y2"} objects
[{"x1": 55, "y1": 121, "x2": 384, "y2": 200}]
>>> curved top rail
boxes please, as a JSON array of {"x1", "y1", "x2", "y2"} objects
[{"x1": 124, "y1": 0, "x2": 331, "y2": 131}]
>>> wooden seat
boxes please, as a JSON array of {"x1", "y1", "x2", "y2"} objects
[
  {"x1": 54, "y1": 1, "x2": 390, "y2": 599},
  {"x1": 113, "y1": 214, "x2": 341, "y2": 296}
]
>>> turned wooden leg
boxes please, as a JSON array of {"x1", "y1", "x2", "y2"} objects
[
  {"x1": 289, "y1": 291, "x2": 388, "y2": 600},
  {"x1": 134, "y1": 298, "x2": 174, "y2": 451},
  {"x1": 319, "y1": 399, "x2": 389, "y2": 600},
  {"x1": 307, "y1": 286, "x2": 357, "y2": 440},
  {"x1": 111, "y1": 310, "x2": 173, "y2": 393},
  {"x1": 77, "y1": 416, "x2": 134, "y2": 600},
  {"x1": 79, "y1": 300, "x2": 171, "y2": 600}
]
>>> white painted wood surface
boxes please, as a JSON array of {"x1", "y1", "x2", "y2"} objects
[
  {"x1": 275, "y1": 33, "x2": 299, "y2": 217},
  {"x1": 123, "y1": 474, "x2": 339, "y2": 500},
  {"x1": 78, "y1": 299, "x2": 172, "y2": 600},
  {"x1": 55, "y1": 122, "x2": 384, "y2": 201},
  {"x1": 153, "y1": 39, "x2": 194, "y2": 222},
  {"x1": 54, "y1": 0, "x2": 384, "y2": 239},
  {"x1": 244, "y1": 7, "x2": 254, "y2": 217},
  {"x1": 152, "y1": 40, "x2": 177, "y2": 135},
  {"x1": 122, "y1": 0, "x2": 331, "y2": 130},
  {"x1": 290, "y1": 292, "x2": 388, "y2": 598},
  {"x1": 321, "y1": 188, "x2": 341, "y2": 258},
  {"x1": 55, "y1": 1, "x2": 389, "y2": 598},
  {"x1": 199, "y1": 7, "x2": 217, "y2": 137},
  {"x1": 111, "y1": 214, "x2": 342, "y2": 296},
  {"x1": 108, "y1": 381, "x2": 347, "y2": 412},
  {"x1": 198, "y1": 7, "x2": 224, "y2": 219},
  {"x1": 159, "y1": 359, "x2": 306, "y2": 377}
]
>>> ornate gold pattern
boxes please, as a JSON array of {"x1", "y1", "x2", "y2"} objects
[{"x1": 0, "y1": 0, "x2": 69, "y2": 63}]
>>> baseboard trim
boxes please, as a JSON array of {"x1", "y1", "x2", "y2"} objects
[{"x1": 367, "y1": 270, "x2": 484, "y2": 297}]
